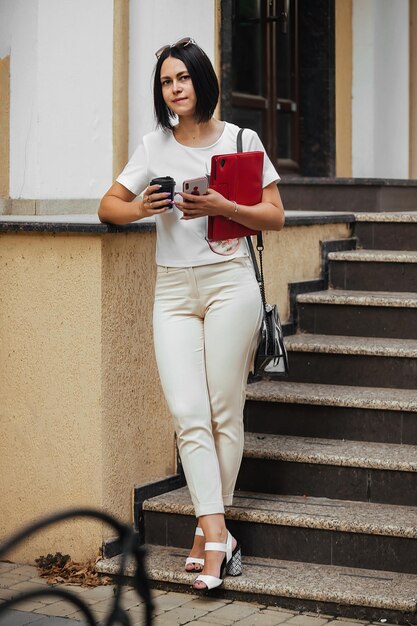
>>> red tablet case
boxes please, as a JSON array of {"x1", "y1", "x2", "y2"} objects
[{"x1": 207, "y1": 150, "x2": 264, "y2": 240}]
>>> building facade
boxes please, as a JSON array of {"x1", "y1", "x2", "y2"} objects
[{"x1": 0, "y1": 0, "x2": 416, "y2": 213}]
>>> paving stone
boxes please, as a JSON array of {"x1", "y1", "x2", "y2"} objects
[
  {"x1": 266, "y1": 607, "x2": 297, "y2": 617},
  {"x1": 286, "y1": 616, "x2": 330, "y2": 626},
  {"x1": 153, "y1": 591, "x2": 200, "y2": 612},
  {"x1": 82, "y1": 593, "x2": 142, "y2": 613},
  {"x1": 73, "y1": 584, "x2": 117, "y2": 602},
  {"x1": 10, "y1": 599, "x2": 49, "y2": 612},
  {"x1": 182, "y1": 597, "x2": 230, "y2": 611},
  {"x1": 197, "y1": 616, "x2": 232, "y2": 625},
  {"x1": 120, "y1": 587, "x2": 148, "y2": 603},
  {"x1": 27, "y1": 578, "x2": 49, "y2": 586},
  {"x1": 0, "y1": 609, "x2": 45, "y2": 624},
  {"x1": 153, "y1": 605, "x2": 209, "y2": 624},
  {"x1": 0, "y1": 563, "x2": 18, "y2": 573},
  {"x1": 12, "y1": 567, "x2": 38, "y2": 577},
  {"x1": 31, "y1": 617, "x2": 84, "y2": 626},
  {"x1": 327, "y1": 617, "x2": 368, "y2": 626},
  {"x1": 234, "y1": 608, "x2": 295, "y2": 625},
  {"x1": 9, "y1": 584, "x2": 72, "y2": 606},
  {"x1": 33, "y1": 600, "x2": 82, "y2": 617},
  {"x1": 0, "y1": 577, "x2": 24, "y2": 589},
  {"x1": 0, "y1": 574, "x2": 33, "y2": 586},
  {"x1": 204, "y1": 600, "x2": 259, "y2": 623},
  {"x1": 184, "y1": 622, "x2": 222, "y2": 626}
]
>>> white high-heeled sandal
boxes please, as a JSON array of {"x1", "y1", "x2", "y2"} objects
[
  {"x1": 185, "y1": 526, "x2": 205, "y2": 572},
  {"x1": 193, "y1": 531, "x2": 242, "y2": 591}
]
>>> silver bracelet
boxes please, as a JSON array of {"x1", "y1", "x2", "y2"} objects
[{"x1": 228, "y1": 201, "x2": 239, "y2": 220}]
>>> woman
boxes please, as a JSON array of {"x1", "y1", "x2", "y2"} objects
[{"x1": 98, "y1": 37, "x2": 285, "y2": 591}]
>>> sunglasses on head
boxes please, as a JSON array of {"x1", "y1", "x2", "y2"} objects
[{"x1": 155, "y1": 37, "x2": 197, "y2": 59}]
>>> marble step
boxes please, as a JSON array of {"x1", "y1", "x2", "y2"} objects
[
  {"x1": 296, "y1": 289, "x2": 417, "y2": 338},
  {"x1": 284, "y1": 334, "x2": 417, "y2": 389},
  {"x1": 329, "y1": 250, "x2": 417, "y2": 263},
  {"x1": 355, "y1": 212, "x2": 417, "y2": 222},
  {"x1": 328, "y1": 249, "x2": 417, "y2": 291},
  {"x1": 243, "y1": 432, "x2": 417, "y2": 472},
  {"x1": 244, "y1": 381, "x2": 417, "y2": 444},
  {"x1": 96, "y1": 546, "x2": 417, "y2": 617},
  {"x1": 246, "y1": 380, "x2": 417, "y2": 412},
  {"x1": 238, "y1": 433, "x2": 417, "y2": 505},
  {"x1": 141, "y1": 487, "x2": 417, "y2": 573},
  {"x1": 354, "y1": 212, "x2": 417, "y2": 250},
  {"x1": 297, "y1": 289, "x2": 417, "y2": 307}
]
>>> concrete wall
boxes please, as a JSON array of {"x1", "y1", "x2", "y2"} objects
[
  {"x1": 335, "y1": 0, "x2": 352, "y2": 178},
  {"x1": 262, "y1": 222, "x2": 352, "y2": 323},
  {"x1": 352, "y1": 0, "x2": 410, "y2": 178},
  {"x1": 411, "y1": 0, "x2": 417, "y2": 178},
  {"x1": 0, "y1": 230, "x2": 174, "y2": 562},
  {"x1": 8, "y1": 0, "x2": 113, "y2": 199},
  {"x1": 128, "y1": 0, "x2": 216, "y2": 155}
]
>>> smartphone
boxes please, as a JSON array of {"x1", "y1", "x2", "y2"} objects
[{"x1": 183, "y1": 176, "x2": 208, "y2": 196}]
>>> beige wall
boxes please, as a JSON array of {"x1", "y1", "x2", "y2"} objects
[
  {"x1": 0, "y1": 234, "x2": 103, "y2": 562},
  {"x1": 411, "y1": 0, "x2": 417, "y2": 178},
  {"x1": 335, "y1": 0, "x2": 353, "y2": 177},
  {"x1": 0, "y1": 222, "x2": 351, "y2": 562},
  {"x1": 259, "y1": 222, "x2": 352, "y2": 322},
  {"x1": 113, "y1": 0, "x2": 129, "y2": 181},
  {"x1": 101, "y1": 232, "x2": 174, "y2": 534},
  {"x1": 0, "y1": 55, "x2": 10, "y2": 197},
  {"x1": 0, "y1": 231, "x2": 174, "y2": 562}
]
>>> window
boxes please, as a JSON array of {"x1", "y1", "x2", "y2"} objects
[{"x1": 230, "y1": 0, "x2": 299, "y2": 172}]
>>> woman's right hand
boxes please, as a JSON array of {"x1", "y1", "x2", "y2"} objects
[{"x1": 141, "y1": 184, "x2": 172, "y2": 217}]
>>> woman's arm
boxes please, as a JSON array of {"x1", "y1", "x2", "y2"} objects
[
  {"x1": 176, "y1": 181, "x2": 285, "y2": 231},
  {"x1": 98, "y1": 182, "x2": 171, "y2": 225}
]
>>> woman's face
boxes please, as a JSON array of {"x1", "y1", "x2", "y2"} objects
[{"x1": 160, "y1": 56, "x2": 197, "y2": 119}]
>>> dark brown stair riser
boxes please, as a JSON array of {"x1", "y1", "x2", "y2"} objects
[
  {"x1": 329, "y1": 261, "x2": 417, "y2": 292},
  {"x1": 297, "y1": 303, "x2": 417, "y2": 339},
  {"x1": 143, "y1": 510, "x2": 417, "y2": 575},
  {"x1": 244, "y1": 401, "x2": 417, "y2": 445},
  {"x1": 286, "y1": 352, "x2": 417, "y2": 390},
  {"x1": 237, "y1": 458, "x2": 417, "y2": 506},
  {"x1": 355, "y1": 222, "x2": 417, "y2": 251}
]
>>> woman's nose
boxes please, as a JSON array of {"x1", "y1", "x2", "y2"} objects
[{"x1": 172, "y1": 80, "x2": 182, "y2": 93}]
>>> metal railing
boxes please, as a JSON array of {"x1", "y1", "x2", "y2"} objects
[{"x1": 0, "y1": 508, "x2": 153, "y2": 625}]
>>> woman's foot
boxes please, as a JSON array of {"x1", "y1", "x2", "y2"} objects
[
  {"x1": 185, "y1": 527, "x2": 205, "y2": 572},
  {"x1": 193, "y1": 531, "x2": 239, "y2": 591}
]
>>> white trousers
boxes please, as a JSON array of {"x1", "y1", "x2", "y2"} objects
[{"x1": 153, "y1": 257, "x2": 263, "y2": 518}]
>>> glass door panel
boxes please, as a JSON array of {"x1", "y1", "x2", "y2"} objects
[{"x1": 232, "y1": 0, "x2": 264, "y2": 96}]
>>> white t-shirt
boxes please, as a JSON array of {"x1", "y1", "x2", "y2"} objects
[{"x1": 116, "y1": 122, "x2": 280, "y2": 267}]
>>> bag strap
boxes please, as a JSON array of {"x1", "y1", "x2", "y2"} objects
[{"x1": 237, "y1": 128, "x2": 267, "y2": 310}]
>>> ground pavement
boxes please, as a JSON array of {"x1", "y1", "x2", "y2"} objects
[{"x1": 0, "y1": 562, "x2": 397, "y2": 626}]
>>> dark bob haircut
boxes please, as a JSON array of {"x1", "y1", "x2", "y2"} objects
[{"x1": 153, "y1": 41, "x2": 219, "y2": 131}]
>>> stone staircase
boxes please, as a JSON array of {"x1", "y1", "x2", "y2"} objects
[{"x1": 97, "y1": 211, "x2": 417, "y2": 623}]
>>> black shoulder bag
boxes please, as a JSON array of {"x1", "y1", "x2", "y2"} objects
[{"x1": 236, "y1": 129, "x2": 289, "y2": 378}]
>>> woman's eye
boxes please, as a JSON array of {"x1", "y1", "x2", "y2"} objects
[
  {"x1": 181, "y1": 75, "x2": 190, "y2": 81},
  {"x1": 161, "y1": 80, "x2": 171, "y2": 86}
]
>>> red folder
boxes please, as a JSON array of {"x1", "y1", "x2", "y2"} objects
[{"x1": 207, "y1": 150, "x2": 264, "y2": 240}]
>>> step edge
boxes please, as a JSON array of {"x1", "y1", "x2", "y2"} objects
[
  {"x1": 328, "y1": 250, "x2": 417, "y2": 263},
  {"x1": 245, "y1": 382, "x2": 417, "y2": 412},
  {"x1": 242, "y1": 444, "x2": 417, "y2": 473},
  {"x1": 297, "y1": 290, "x2": 417, "y2": 308},
  {"x1": 285, "y1": 334, "x2": 417, "y2": 358},
  {"x1": 95, "y1": 552, "x2": 417, "y2": 613},
  {"x1": 142, "y1": 499, "x2": 417, "y2": 539}
]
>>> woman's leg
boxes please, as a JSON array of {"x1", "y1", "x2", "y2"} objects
[
  {"x1": 202, "y1": 257, "x2": 263, "y2": 503},
  {"x1": 192, "y1": 258, "x2": 262, "y2": 588},
  {"x1": 153, "y1": 266, "x2": 225, "y2": 517}
]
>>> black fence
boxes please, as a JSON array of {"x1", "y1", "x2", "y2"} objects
[{"x1": 0, "y1": 508, "x2": 153, "y2": 625}]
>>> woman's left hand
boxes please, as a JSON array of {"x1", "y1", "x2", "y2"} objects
[{"x1": 175, "y1": 188, "x2": 230, "y2": 220}]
